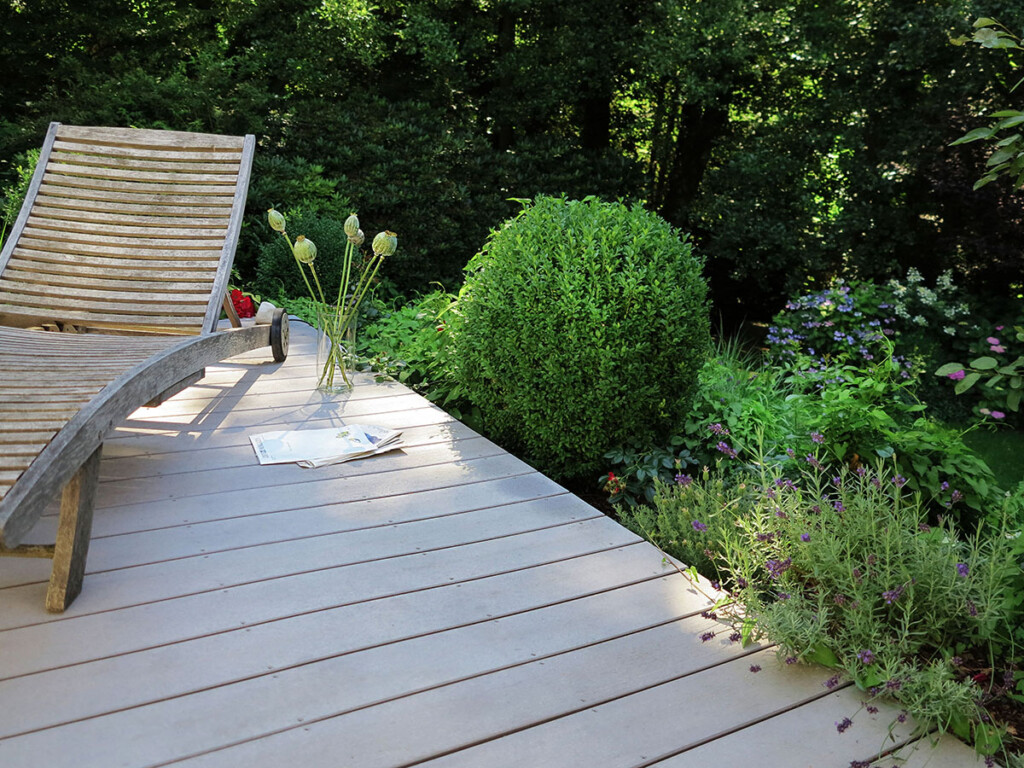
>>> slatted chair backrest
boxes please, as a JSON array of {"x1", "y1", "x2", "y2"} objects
[{"x1": 0, "y1": 123, "x2": 254, "y2": 336}]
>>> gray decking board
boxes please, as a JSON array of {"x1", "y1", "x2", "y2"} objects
[{"x1": 0, "y1": 322, "x2": 971, "y2": 767}]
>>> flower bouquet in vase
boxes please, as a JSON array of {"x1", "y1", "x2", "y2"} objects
[{"x1": 267, "y1": 208, "x2": 397, "y2": 392}]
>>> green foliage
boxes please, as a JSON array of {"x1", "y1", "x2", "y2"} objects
[
  {"x1": 2, "y1": 0, "x2": 1024, "y2": 315},
  {"x1": 952, "y1": 19, "x2": 1024, "y2": 191},
  {"x1": 782, "y1": 351, "x2": 1006, "y2": 528},
  {"x1": 241, "y1": 155, "x2": 354, "y2": 275},
  {"x1": 605, "y1": 312, "x2": 1011, "y2": 528},
  {"x1": 0, "y1": 148, "x2": 37, "y2": 247},
  {"x1": 644, "y1": 460, "x2": 1023, "y2": 751},
  {"x1": 455, "y1": 195, "x2": 711, "y2": 480},
  {"x1": 359, "y1": 290, "x2": 471, "y2": 419},
  {"x1": 937, "y1": 322, "x2": 1024, "y2": 425}
]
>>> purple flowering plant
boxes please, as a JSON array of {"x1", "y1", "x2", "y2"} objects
[{"x1": 627, "y1": 453, "x2": 1022, "y2": 753}]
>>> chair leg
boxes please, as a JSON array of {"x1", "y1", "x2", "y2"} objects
[{"x1": 46, "y1": 447, "x2": 102, "y2": 613}]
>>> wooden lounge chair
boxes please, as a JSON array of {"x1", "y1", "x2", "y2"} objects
[{"x1": 0, "y1": 123, "x2": 288, "y2": 612}]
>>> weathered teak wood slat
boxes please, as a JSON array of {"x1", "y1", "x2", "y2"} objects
[
  {"x1": 34, "y1": 193, "x2": 234, "y2": 217},
  {"x1": 36, "y1": 182, "x2": 236, "y2": 207},
  {"x1": 31, "y1": 204, "x2": 230, "y2": 228},
  {"x1": 51, "y1": 139, "x2": 244, "y2": 162},
  {"x1": 0, "y1": 123, "x2": 288, "y2": 612},
  {"x1": 48, "y1": 149, "x2": 241, "y2": 173}
]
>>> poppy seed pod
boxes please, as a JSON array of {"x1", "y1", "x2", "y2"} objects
[
  {"x1": 293, "y1": 235, "x2": 317, "y2": 264},
  {"x1": 344, "y1": 213, "x2": 360, "y2": 238},
  {"x1": 267, "y1": 209, "x2": 286, "y2": 232},
  {"x1": 372, "y1": 230, "x2": 398, "y2": 257},
  {"x1": 348, "y1": 228, "x2": 365, "y2": 246}
]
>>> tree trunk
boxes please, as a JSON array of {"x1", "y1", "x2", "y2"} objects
[
  {"x1": 580, "y1": 95, "x2": 611, "y2": 152},
  {"x1": 657, "y1": 103, "x2": 728, "y2": 227}
]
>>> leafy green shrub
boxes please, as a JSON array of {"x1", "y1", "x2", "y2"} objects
[
  {"x1": 455, "y1": 195, "x2": 711, "y2": 479},
  {"x1": 0, "y1": 148, "x2": 37, "y2": 247},
  {"x1": 360, "y1": 290, "x2": 470, "y2": 415},
  {"x1": 936, "y1": 319, "x2": 1024, "y2": 428},
  {"x1": 602, "y1": 338, "x2": 799, "y2": 506},
  {"x1": 643, "y1": 461, "x2": 1023, "y2": 754}
]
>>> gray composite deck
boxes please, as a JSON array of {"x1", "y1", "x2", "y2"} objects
[{"x1": 0, "y1": 322, "x2": 984, "y2": 768}]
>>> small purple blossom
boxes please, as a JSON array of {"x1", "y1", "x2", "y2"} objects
[
  {"x1": 749, "y1": 664, "x2": 762, "y2": 673},
  {"x1": 709, "y1": 422, "x2": 729, "y2": 435},
  {"x1": 835, "y1": 717, "x2": 853, "y2": 733},
  {"x1": 785, "y1": 656, "x2": 798, "y2": 665},
  {"x1": 866, "y1": 705, "x2": 879, "y2": 715},
  {"x1": 675, "y1": 473, "x2": 693, "y2": 487},
  {"x1": 700, "y1": 610, "x2": 718, "y2": 620},
  {"x1": 729, "y1": 631, "x2": 742, "y2": 643},
  {"x1": 805, "y1": 454, "x2": 821, "y2": 469},
  {"x1": 777, "y1": 592, "x2": 791, "y2": 600},
  {"x1": 950, "y1": 489, "x2": 963, "y2": 504},
  {"x1": 951, "y1": 656, "x2": 963, "y2": 667},
  {"x1": 987, "y1": 336, "x2": 1001, "y2": 345},
  {"x1": 940, "y1": 481, "x2": 950, "y2": 491},
  {"x1": 956, "y1": 563, "x2": 969, "y2": 578},
  {"x1": 856, "y1": 649, "x2": 875, "y2": 665},
  {"x1": 700, "y1": 631, "x2": 715, "y2": 643},
  {"x1": 882, "y1": 584, "x2": 906, "y2": 605},
  {"x1": 967, "y1": 599, "x2": 978, "y2": 617},
  {"x1": 716, "y1": 441, "x2": 738, "y2": 459},
  {"x1": 785, "y1": 448, "x2": 795, "y2": 458},
  {"x1": 833, "y1": 500, "x2": 846, "y2": 512},
  {"x1": 692, "y1": 520, "x2": 708, "y2": 532},
  {"x1": 824, "y1": 674, "x2": 841, "y2": 690},
  {"x1": 991, "y1": 410, "x2": 1006, "y2": 419},
  {"x1": 811, "y1": 431, "x2": 825, "y2": 444},
  {"x1": 947, "y1": 369, "x2": 966, "y2": 381},
  {"x1": 765, "y1": 557, "x2": 793, "y2": 580},
  {"x1": 710, "y1": 580, "x2": 720, "y2": 591},
  {"x1": 800, "y1": 532, "x2": 811, "y2": 542},
  {"x1": 892, "y1": 475, "x2": 907, "y2": 488},
  {"x1": 896, "y1": 711, "x2": 907, "y2": 723},
  {"x1": 886, "y1": 678, "x2": 903, "y2": 692}
]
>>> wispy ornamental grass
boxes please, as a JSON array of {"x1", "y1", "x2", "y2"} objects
[{"x1": 624, "y1": 453, "x2": 1024, "y2": 757}]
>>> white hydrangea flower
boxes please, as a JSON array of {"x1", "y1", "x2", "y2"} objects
[
  {"x1": 916, "y1": 286, "x2": 936, "y2": 304},
  {"x1": 906, "y1": 267, "x2": 923, "y2": 284},
  {"x1": 943, "y1": 326, "x2": 956, "y2": 336},
  {"x1": 937, "y1": 270, "x2": 955, "y2": 291},
  {"x1": 913, "y1": 315, "x2": 927, "y2": 326}
]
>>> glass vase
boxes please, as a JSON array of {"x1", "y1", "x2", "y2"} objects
[{"x1": 315, "y1": 307, "x2": 356, "y2": 393}]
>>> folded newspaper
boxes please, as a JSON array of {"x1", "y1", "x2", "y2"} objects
[{"x1": 250, "y1": 424, "x2": 404, "y2": 468}]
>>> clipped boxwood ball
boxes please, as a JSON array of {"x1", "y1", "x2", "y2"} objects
[{"x1": 454, "y1": 195, "x2": 711, "y2": 479}]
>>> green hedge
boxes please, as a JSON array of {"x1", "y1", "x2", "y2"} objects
[{"x1": 454, "y1": 195, "x2": 711, "y2": 479}]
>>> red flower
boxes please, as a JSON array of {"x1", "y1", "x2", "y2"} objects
[{"x1": 230, "y1": 289, "x2": 256, "y2": 318}]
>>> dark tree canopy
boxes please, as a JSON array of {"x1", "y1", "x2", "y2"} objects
[{"x1": 1, "y1": 0, "x2": 1021, "y2": 323}]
